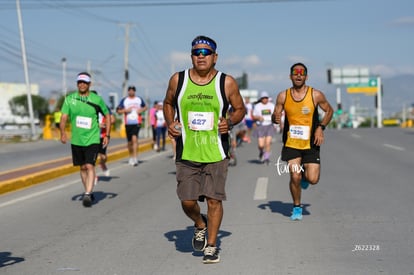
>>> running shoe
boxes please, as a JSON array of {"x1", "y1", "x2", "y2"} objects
[
  {"x1": 104, "y1": 169, "x2": 110, "y2": 177},
  {"x1": 300, "y1": 177, "x2": 309, "y2": 190},
  {"x1": 258, "y1": 150, "x2": 264, "y2": 162},
  {"x1": 82, "y1": 193, "x2": 92, "y2": 207},
  {"x1": 192, "y1": 214, "x2": 208, "y2": 251},
  {"x1": 203, "y1": 245, "x2": 220, "y2": 264},
  {"x1": 290, "y1": 206, "x2": 303, "y2": 221}
]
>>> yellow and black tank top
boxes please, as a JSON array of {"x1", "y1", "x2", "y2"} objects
[{"x1": 282, "y1": 86, "x2": 320, "y2": 150}]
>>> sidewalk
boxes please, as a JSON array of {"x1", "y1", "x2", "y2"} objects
[{"x1": 0, "y1": 138, "x2": 154, "y2": 195}]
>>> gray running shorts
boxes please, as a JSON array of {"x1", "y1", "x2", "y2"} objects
[
  {"x1": 253, "y1": 124, "x2": 275, "y2": 138},
  {"x1": 176, "y1": 159, "x2": 229, "y2": 201}
]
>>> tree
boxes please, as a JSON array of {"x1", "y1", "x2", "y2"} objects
[
  {"x1": 236, "y1": 72, "x2": 248, "y2": 89},
  {"x1": 9, "y1": 94, "x2": 49, "y2": 121}
]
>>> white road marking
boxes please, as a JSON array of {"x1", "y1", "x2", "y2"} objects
[
  {"x1": 383, "y1": 143, "x2": 404, "y2": 151},
  {"x1": 254, "y1": 177, "x2": 268, "y2": 200},
  {"x1": 351, "y1": 133, "x2": 361, "y2": 138},
  {"x1": 0, "y1": 180, "x2": 77, "y2": 208}
]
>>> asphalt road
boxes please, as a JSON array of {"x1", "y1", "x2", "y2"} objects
[{"x1": 0, "y1": 128, "x2": 413, "y2": 274}]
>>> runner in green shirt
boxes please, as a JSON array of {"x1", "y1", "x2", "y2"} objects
[{"x1": 60, "y1": 72, "x2": 111, "y2": 207}]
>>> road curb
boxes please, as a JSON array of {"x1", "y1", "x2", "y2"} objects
[{"x1": 0, "y1": 141, "x2": 154, "y2": 195}]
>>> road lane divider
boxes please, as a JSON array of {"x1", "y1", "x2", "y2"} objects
[
  {"x1": 383, "y1": 143, "x2": 404, "y2": 151},
  {"x1": 254, "y1": 177, "x2": 268, "y2": 200}
]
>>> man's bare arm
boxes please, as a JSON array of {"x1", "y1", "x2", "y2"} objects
[
  {"x1": 226, "y1": 75, "x2": 245, "y2": 126},
  {"x1": 314, "y1": 90, "x2": 333, "y2": 126},
  {"x1": 163, "y1": 73, "x2": 182, "y2": 137},
  {"x1": 272, "y1": 91, "x2": 286, "y2": 124},
  {"x1": 60, "y1": 113, "x2": 68, "y2": 144}
]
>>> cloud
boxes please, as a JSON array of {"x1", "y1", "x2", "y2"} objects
[
  {"x1": 391, "y1": 16, "x2": 414, "y2": 26},
  {"x1": 170, "y1": 51, "x2": 191, "y2": 67},
  {"x1": 222, "y1": 54, "x2": 261, "y2": 67},
  {"x1": 370, "y1": 65, "x2": 396, "y2": 77},
  {"x1": 243, "y1": 55, "x2": 261, "y2": 66},
  {"x1": 371, "y1": 64, "x2": 414, "y2": 78},
  {"x1": 286, "y1": 55, "x2": 310, "y2": 64},
  {"x1": 249, "y1": 73, "x2": 275, "y2": 82}
]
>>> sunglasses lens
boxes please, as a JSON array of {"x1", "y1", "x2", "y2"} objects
[
  {"x1": 192, "y1": 48, "x2": 213, "y2": 56},
  {"x1": 292, "y1": 69, "x2": 306, "y2": 76}
]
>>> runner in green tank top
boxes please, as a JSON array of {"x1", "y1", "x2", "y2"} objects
[
  {"x1": 163, "y1": 35, "x2": 245, "y2": 264},
  {"x1": 177, "y1": 70, "x2": 227, "y2": 163}
]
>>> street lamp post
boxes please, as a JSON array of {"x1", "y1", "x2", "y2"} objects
[
  {"x1": 16, "y1": 0, "x2": 36, "y2": 139},
  {"x1": 62, "y1": 57, "x2": 67, "y2": 95},
  {"x1": 376, "y1": 76, "x2": 382, "y2": 128}
]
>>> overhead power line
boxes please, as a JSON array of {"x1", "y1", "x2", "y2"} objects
[{"x1": 0, "y1": 0, "x2": 327, "y2": 10}]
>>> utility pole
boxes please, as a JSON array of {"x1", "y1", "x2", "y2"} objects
[
  {"x1": 402, "y1": 103, "x2": 406, "y2": 127},
  {"x1": 16, "y1": 0, "x2": 36, "y2": 139},
  {"x1": 86, "y1": 60, "x2": 92, "y2": 90},
  {"x1": 376, "y1": 76, "x2": 383, "y2": 128},
  {"x1": 336, "y1": 87, "x2": 342, "y2": 129},
  {"x1": 119, "y1": 23, "x2": 134, "y2": 98},
  {"x1": 62, "y1": 57, "x2": 67, "y2": 95}
]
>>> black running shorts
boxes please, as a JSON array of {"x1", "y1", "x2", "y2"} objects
[
  {"x1": 281, "y1": 146, "x2": 320, "y2": 164},
  {"x1": 125, "y1": 124, "x2": 141, "y2": 142},
  {"x1": 71, "y1": 143, "x2": 100, "y2": 166}
]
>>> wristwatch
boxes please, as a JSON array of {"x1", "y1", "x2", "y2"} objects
[{"x1": 318, "y1": 123, "x2": 326, "y2": 131}]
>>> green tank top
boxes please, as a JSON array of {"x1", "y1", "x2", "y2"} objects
[{"x1": 176, "y1": 69, "x2": 229, "y2": 163}]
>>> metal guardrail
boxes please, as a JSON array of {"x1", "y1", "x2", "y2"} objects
[{"x1": 0, "y1": 128, "x2": 42, "y2": 141}]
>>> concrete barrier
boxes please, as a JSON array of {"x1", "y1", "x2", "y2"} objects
[{"x1": 0, "y1": 139, "x2": 155, "y2": 195}]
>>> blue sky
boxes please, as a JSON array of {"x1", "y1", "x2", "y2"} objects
[{"x1": 1, "y1": 0, "x2": 413, "y2": 113}]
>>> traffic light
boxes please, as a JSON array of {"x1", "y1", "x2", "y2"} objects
[
  {"x1": 109, "y1": 95, "x2": 115, "y2": 110},
  {"x1": 327, "y1": 69, "x2": 332, "y2": 84},
  {"x1": 108, "y1": 93, "x2": 118, "y2": 111},
  {"x1": 336, "y1": 103, "x2": 343, "y2": 115}
]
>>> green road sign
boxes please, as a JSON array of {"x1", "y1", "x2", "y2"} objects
[{"x1": 346, "y1": 77, "x2": 378, "y2": 94}]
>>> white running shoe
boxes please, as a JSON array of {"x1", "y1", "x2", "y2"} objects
[{"x1": 104, "y1": 169, "x2": 110, "y2": 177}]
